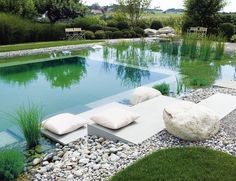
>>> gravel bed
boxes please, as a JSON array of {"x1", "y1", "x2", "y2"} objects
[
  {"x1": 26, "y1": 87, "x2": 236, "y2": 181},
  {"x1": 0, "y1": 38, "x2": 155, "y2": 59}
]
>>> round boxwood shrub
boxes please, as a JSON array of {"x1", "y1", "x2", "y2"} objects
[
  {"x1": 138, "y1": 20, "x2": 150, "y2": 29},
  {"x1": 89, "y1": 24, "x2": 103, "y2": 32},
  {"x1": 105, "y1": 31, "x2": 113, "y2": 39},
  {"x1": 219, "y1": 23, "x2": 235, "y2": 40},
  {"x1": 85, "y1": 31, "x2": 95, "y2": 39},
  {"x1": 95, "y1": 30, "x2": 106, "y2": 39},
  {"x1": 129, "y1": 30, "x2": 136, "y2": 38},
  {"x1": 133, "y1": 27, "x2": 145, "y2": 37},
  {"x1": 113, "y1": 30, "x2": 123, "y2": 39},
  {"x1": 151, "y1": 20, "x2": 163, "y2": 30},
  {"x1": 107, "y1": 20, "x2": 117, "y2": 27},
  {"x1": 122, "y1": 29, "x2": 132, "y2": 38},
  {"x1": 0, "y1": 149, "x2": 24, "y2": 181},
  {"x1": 116, "y1": 21, "x2": 129, "y2": 30},
  {"x1": 103, "y1": 27, "x2": 119, "y2": 32}
]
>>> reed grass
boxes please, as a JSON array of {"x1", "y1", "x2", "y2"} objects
[
  {"x1": 15, "y1": 103, "x2": 42, "y2": 148},
  {"x1": 176, "y1": 77, "x2": 184, "y2": 95},
  {"x1": 214, "y1": 36, "x2": 225, "y2": 60}
]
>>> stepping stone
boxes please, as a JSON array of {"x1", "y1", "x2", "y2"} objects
[
  {"x1": 0, "y1": 131, "x2": 18, "y2": 148},
  {"x1": 214, "y1": 80, "x2": 236, "y2": 90},
  {"x1": 199, "y1": 93, "x2": 236, "y2": 119}
]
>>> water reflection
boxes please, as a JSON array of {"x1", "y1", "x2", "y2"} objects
[
  {"x1": 0, "y1": 57, "x2": 87, "y2": 89},
  {"x1": 41, "y1": 57, "x2": 87, "y2": 89},
  {"x1": 103, "y1": 41, "x2": 158, "y2": 68},
  {"x1": 95, "y1": 40, "x2": 236, "y2": 88},
  {"x1": 0, "y1": 64, "x2": 40, "y2": 86}
]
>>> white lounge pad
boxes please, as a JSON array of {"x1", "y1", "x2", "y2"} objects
[
  {"x1": 41, "y1": 103, "x2": 129, "y2": 145},
  {"x1": 79, "y1": 102, "x2": 130, "y2": 120},
  {"x1": 41, "y1": 127, "x2": 87, "y2": 145},
  {"x1": 214, "y1": 80, "x2": 236, "y2": 90},
  {"x1": 198, "y1": 93, "x2": 236, "y2": 119},
  {"x1": 88, "y1": 96, "x2": 187, "y2": 144}
]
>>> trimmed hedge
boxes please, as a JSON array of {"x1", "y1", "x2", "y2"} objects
[
  {"x1": 122, "y1": 29, "x2": 133, "y2": 38},
  {"x1": 95, "y1": 30, "x2": 106, "y2": 39},
  {"x1": 0, "y1": 13, "x2": 65, "y2": 45},
  {"x1": 103, "y1": 27, "x2": 119, "y2": 32},
  {"x1": 85, "y1": 31, "x2": 95, "y2": 39},
  {"x1": 105, "y1": 31, "x2": 113, "y2": 39},
  {"x1": 89, "y1": 24, "x2": 103, "y2": 32},
  {"x1": 133, "y1": 27, "x2": 145, "y2": 37},
  {"x1": 112, "y1": 31, "x2": 123, "y2": 39},
  {"x1": 116, "y1": 21, "x2": 129, "y2": 30}
]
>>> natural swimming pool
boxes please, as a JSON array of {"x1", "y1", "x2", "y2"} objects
[
  {"x1": 0, "y1": 56, "x2": 168, "y2": 132},
  {"x1": 0, "y1": 40, "x2": 236, "y2": 143}
]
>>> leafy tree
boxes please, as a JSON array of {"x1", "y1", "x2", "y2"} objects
[
  {"x1": 35, "y1": 0, "x2": 87, "y2": 22},
  {"x1": 0, "y1": 0, "x2": 37, "y2": 18},
  {"x1": 117, "y1": 0, "x2": 151, "y2": 27},
  {"x1": 183, "y1": 0, "x2": 227, "y2": 34}
]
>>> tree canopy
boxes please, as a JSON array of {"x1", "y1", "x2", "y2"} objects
[
  {"x1": 0, "y1": 0, "x2": 37, "y2": 18},
  {"x1": 0, "y1": 0, "x2": 87, "y2": 22},
  {"x1": 183, "y1": 0, "x2": 227, "y2": 33},
  {"x1": 117, "y1": 0, "x2": 151, "y2": 27},
  {"x1": 35, "y1": 0, "x2": 87, "y2": 22}
]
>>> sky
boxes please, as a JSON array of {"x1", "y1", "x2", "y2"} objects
[{"x1": 84, "y1": 0, "x2": 236, "y2": 12}]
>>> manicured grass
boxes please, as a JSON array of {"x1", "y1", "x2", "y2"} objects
[
  {"x1": 0, "y1": 40, "x2": 104, "y2": 52},
  {"x1": 110, "y1": 147, "x2": 236, "y2": 181}
]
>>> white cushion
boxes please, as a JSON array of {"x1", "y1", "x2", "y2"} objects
[
  {"x1": 90, "y1": 107, "x2": 140, "y2": 129},
  {"x1": 130, "y1": 86, "x2": 162, "y2": 105},
  {"x1": 42, "y1": 113, "x2": 87, "y2": 135}
]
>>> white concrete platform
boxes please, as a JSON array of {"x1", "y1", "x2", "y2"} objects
[
  {"x1": 88, "y1": 96, "x2": 186, "y2": 144},
  {"x1": 88, "y1": 93, "x2": 236, "y2": 144},
  {"x1": 41, "y1": 103, "x2": 129, "y2": 145},
  {"x1": 214, "y1": 80, "x2": 236, "y2": 90},
  {"x1": 41, "y1": 127, "x2": 87, "y2": 145},
  {"x1": 199, "y1": 93, "x2": 236, "y2": 120},
  {"x1": 42, "y1": 93, "x2": 236, "y2": 145}
]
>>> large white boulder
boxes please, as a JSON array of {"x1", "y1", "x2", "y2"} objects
[
  {"x1": 144, "y1": 28, "x2": 158, "y2": 37},
  {"x1": 157, "y1": 26, "x2": 176, "y2": 34},
  {"x1": 163, "y1": 102, "x2": 220, "y2": 141}
]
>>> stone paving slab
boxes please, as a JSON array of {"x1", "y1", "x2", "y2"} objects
[
  {"x1": 199, "y1": 93, "x2": 236, "y2": 120},
  {"x1": 214, "y1": 80, "x2": 236, "y2": 90},
  {"x1": 0, "y1": 131, "x2": 18, "y2": 148}
]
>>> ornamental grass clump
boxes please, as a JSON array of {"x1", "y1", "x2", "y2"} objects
[
  {"x1": 15, "y1": 103, "x2": 42, "y2": 148},
  {"x1": 153, "y1": 83, "x2": 170, "y2": 96},
  {"x1": 0, "y1": 149, "x2": 24, "y2": 181}
]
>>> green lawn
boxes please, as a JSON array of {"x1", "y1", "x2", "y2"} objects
[
  {"x1": 110, "y1": 147, "x2": 236, "y2": 181},
  {"x1": 0, "y1": 40, "x2": 104, "y2": 52}
]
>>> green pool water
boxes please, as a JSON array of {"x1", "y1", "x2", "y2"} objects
[
  {"x1": 0, "y1": 56, "x2": 168, "y2": 132},
  {"x1": 76, "y1": 41, "x2": 236, "y2": 88},
  {"x1": 0, "y1": 40, "x2": 236, "y2": 134}
]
